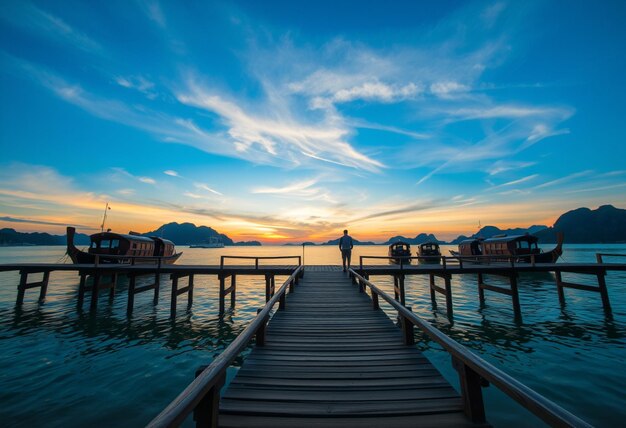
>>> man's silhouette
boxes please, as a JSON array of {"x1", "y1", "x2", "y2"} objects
[{"x1": 338, "y1": 229, "x2": 354, "y2": 272}]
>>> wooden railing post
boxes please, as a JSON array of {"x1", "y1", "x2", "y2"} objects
[
  {"x1": 90, "y1": 271, "x2": 100, "y2": 310},
  {"x1": 193, "y1": 367, "x2": 224, "y2": 428},
  {"x1": 453, "y1": 357, "x2": 488, "y2": 423},
  {"x1": 399, "y1": 274, "x2": 406, "y2": 306},
  {"x1": 401, "y1": 307, "x2": 414, "y2": 345},
  {"x1": 444, "y1": 274, "x2": 453, "y2": 318},
  {"x1": 256, "y1": 308, "x2": 266, "y2": 346},
  {"x1": 372, "y1": 290, "x2": 379, "y2": 310}
]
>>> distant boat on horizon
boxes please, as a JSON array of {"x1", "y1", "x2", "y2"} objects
[
  {"x1": 189, "y1": 236, "x2": 225, "y2": 249},
  {"x1": 66, "y1": 226, "x2": 182, "y2": 264}
]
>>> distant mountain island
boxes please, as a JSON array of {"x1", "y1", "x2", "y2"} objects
[
  {"x1": 384, "y1": 233, "x2": 445, "y2": 245},
  {"x1": 534, "y1": 205, "x2": 626, "y2": 243},
  {"x1": 0, "y1": 228, "x2": 90, "y2": 247},
  {"x1": 142, "y1": 222, "x2": 261, "y2": 246},
  {"x1": 1, "y1": 205, "x2": 624, "y2": 246}
]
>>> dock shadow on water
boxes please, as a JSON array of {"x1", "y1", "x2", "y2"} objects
[{"x1": 1, "y1": 245, "x2": 626, "y2": 427}]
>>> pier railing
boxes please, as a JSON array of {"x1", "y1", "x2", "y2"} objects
[
  {"x1": 349, "y1": 269, "x2": 592, "y2": 428},
  {"x1": 219, "y1": 255, "x2": 301, "y2": 269},
  {"x1": 360, "y1": 254, "x2": 546, "y2": 269},
  {"x1": 147, "y1": 264, "x2": 304, "y2": 428}
]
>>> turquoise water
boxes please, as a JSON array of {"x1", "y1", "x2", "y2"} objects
[{"x1": 0, "y1": 244, "x2": 625, "y2": 427}]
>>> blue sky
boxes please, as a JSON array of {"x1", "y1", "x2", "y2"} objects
[{"x1": 1, "y1": 0, "x2": 625, "y2": 242}]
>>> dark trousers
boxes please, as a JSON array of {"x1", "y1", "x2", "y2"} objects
[{"x1": 341, "y1": 249, "x2": 352, "y2": 270}]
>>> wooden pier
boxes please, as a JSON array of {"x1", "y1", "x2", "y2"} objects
[
  {"x1": 219, "y1": 269, "x2": 471, "y2": 427},
  {"x1": 149, "y1": 265, "x2": 593, "y2": 428}
]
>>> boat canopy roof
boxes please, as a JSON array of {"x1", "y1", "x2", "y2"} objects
[
  {"x1": 389, "y1": 241, "x2": 410, "y2": 247},
  {"x1": 150, "y1": 236, "x2": 175, "y2": 246},
  {"x1": 90, "y1": 232, "x2": 154, "y2": 243},
  {"x1": 483, "y1": 234, "x2": 538, "y2": 244},
  {"x1": 459, "y1": 238, "x2": 483, "y2": 245},
  {"x1": 420, "y1": 242, "x2": 439, "y2": 247}
]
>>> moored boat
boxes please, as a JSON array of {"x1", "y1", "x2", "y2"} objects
[
  {"x1": 66, "y1": 227, "x2": 182, "y2": 264},
  {"x1": 388, "y1": 241, "x2": 411, "y2": 264},
  {"x1": 450, "y1": 233, "x2": 563, "y2": 264},
  {"x1": 417, "y1": 242, "x2": 441, "y2": 264}
]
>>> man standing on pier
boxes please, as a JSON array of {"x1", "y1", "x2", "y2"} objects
[{"x1": 339, "y1": 229, "x2": 354, "y2": 272}]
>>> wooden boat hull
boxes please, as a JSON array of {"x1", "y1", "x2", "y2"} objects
[
  {"x1": 67, "y1": 247, "x2": 182, "y2": 264},
  {"x1": 66, "y1": 227, "x2": 182, "y2": 265}
]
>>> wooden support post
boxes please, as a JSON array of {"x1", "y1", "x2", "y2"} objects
[
  {"x1": 90, "y1": 272, "x2": 100, "y2": 310},
  {"x1": 429, "y1": 274, "x2": 437, "y2": 309},
  {"x1": 477, "y1": 273, "x2": 485, "y2": 306},
  {"x1": 510, "y1": 273, "x2": 521, "y2": 319},
  {"x1": 231, "y1": 274, "x2": 237, "y2": 306},
  {"x1": 555, "y1": 271, "x2": 565, "y2": 306},
  {"x1": 289, "y1": 274, "x2": 295, "y2": 293},
  {"x1": 393, "y1": 275, "x2": 399, "y2": 301},
  {"x1": 193, "y1": 367, "x2": 224, "y2": 428},
  {"x1": 271, "y1": 275, "x2": 275, "y2": 297},
  {"x1": 187, "y1": 274, "x2": 194, "y2": 309},
  {"x1": 77, "y1": 273, "x2": 87, "y2": 308},
  {"x1": 279, "y1": 291, "x2": 286, "y2": 310},
  {"x1": 153, "y1": 272, "x2": 160, "y2": 305},
  {"x1": 444, "y1": 274, "x2": 453, "y2": 318},
  {"x1": 399, "y1": 274, "x2": 406, "y2": 306},
  {"x1": 127, "y1": 274, "x2": 137, "y2": 314},
  {"x1": 219, "y1": 274, "x2": 226, "y2": 314},
  {"x1": 38, "y1": 271, "x2": 50, "y2": 302},
  {"x1": 108, "y1": 273, "x2": 117, "y2": 300},
  {"x1": 453, "y1": 357, "x2": 488, "y2": 424},
  {"x1": 597, "y1": 270, "x2": 612, "y2": 313},
  {"x1": 372, "y1": 291, "x2": 379, "y2": 310},
  {"x1": 265, "y1": 275, "x2": 272, "y2": 302},
  {"x1": 401, "y1": 307, "x2": 414, "y2": 345},
  {"x1": 16, "y1": 271, "x2": 27, "y2": 305},
  {"x1": 171, "y1": 275, "x2": 179, "y2": 318}
]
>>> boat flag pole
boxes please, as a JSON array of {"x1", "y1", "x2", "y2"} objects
[{"x1": 100, "y1": 202, "x2": 111, "y2": 233}]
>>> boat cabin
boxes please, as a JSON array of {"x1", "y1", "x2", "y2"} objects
[
  {"x1": 388, "y1": 241, "x2": 411, "y2": 258},
  {"x1": 482, "y1": 235, "x2": 541, "y2": 257},
  {"x1": 89, "y1": 232, "x2": 155, "y2": 257},
  {"x1": 151, "y1": 237, "x2": 176, "y2": 257},
  {"x1": 418, "y1": 242, "x2": 441, "y2": 257},
  {"x1": 458, "y1": 238, "x2": 483, "y2": 256}
]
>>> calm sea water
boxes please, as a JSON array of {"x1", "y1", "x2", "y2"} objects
[{"x1": 0, "y1": 244, "x2": 625, "y2": 427}]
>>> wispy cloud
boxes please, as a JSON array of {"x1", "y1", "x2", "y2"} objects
[
  {"x1": 535, "y1": 170, "x2": 593, "y2": 189},
  {"x1": 194, "y1": 182, "x2": 222, "y2": 196},
  {"x1": 163, "y1": 170, "x2": 180, "y2": 177},
  {"x1": 490, "y1": 174, "x2": 539, "y2": 189},
  {"x1": 0, "y1": 216, "x2": 96, "y2": 229},
  {"x1": 1, "y1": 3, "x2": 102, "y2": 54},
  {"x1": 115, "y1": 75, "x2": 157, "y2": 99}
]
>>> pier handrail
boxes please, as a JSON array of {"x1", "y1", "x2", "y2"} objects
[
  {"x1": 349, "y1": 268, "x2": 592, "y2": 428},
  {"x1": 596, "y1": 253, "x2": 626, "y2": 263},
  {"x1": 147, "y1": 264, "x2": 304, "y2": 428},
  {"x1": 360, "y1": 254, "x2": 533, "y2": 269},
  {"x1": 220, "y1": 255, "x2": 301, "y2": 269}
]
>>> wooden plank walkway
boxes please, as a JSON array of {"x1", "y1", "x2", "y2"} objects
[{"x1": 218, "y1": 270, "x2": 482, "y2": 427}]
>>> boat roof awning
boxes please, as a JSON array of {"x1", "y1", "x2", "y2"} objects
[
  {"x1": 483, "y1": 234, "x2": 538, "y2": 244},
  {"x1": 91, "y1": 232, "x2": 154, "y2": 243}
]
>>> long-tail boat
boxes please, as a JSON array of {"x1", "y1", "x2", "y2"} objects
[
  {"x1": 450, "y1": 233, "x2": 563, "y2": 263},
  {"x1": 417, "y1": 242, "x2": 441, "y2": 264},
  {"x1": 388, "y1": 241, "x2": 411, "y2": 264},
  {"x1": 66, "y1": 226, "x2": 182, "y2": 264}
]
